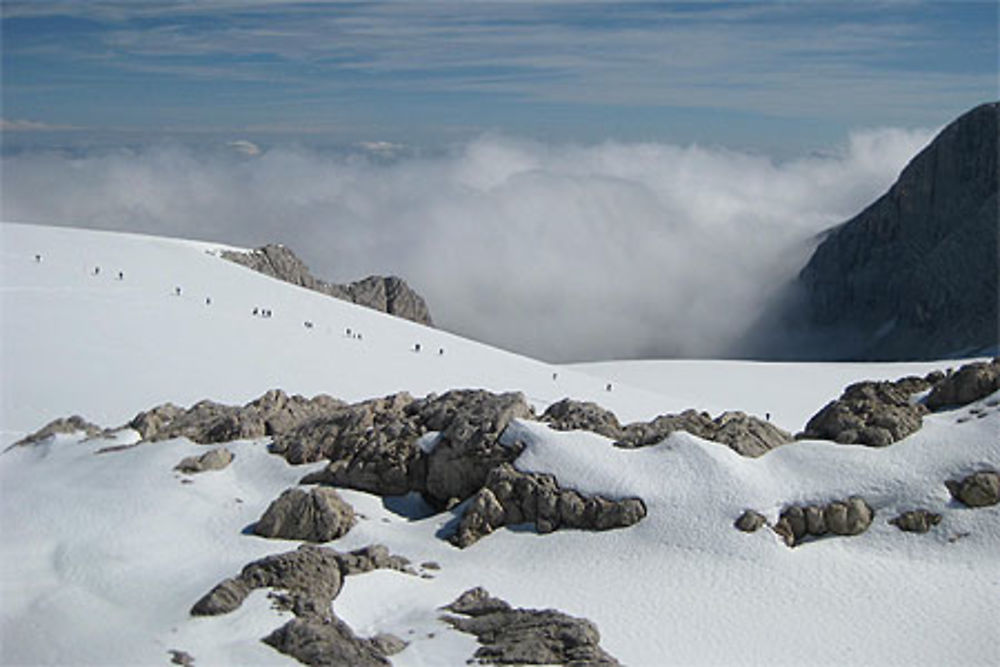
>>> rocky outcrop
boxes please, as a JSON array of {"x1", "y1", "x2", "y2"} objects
[
  {"x1": 222, "y1": 243, "x2": 434, "y2": 326},
  {"x1": 128, "y1": 390, "x2": 345, "y2": 444},
  {"x1": 542, "y1": 400, "x2": 791, "y2": 457},
  {"x1": 174, "y1": 447, "x2": 233, "y2": 473},
  {"x1": 441, "y1": 587, "x2": 620, "y2": 666},
  {"x1": 191, "y1": 544, "x2": 410, "y2": 665},
  {"x1": 294, "y1": 389, "x2": 534, "y2": 508},
  {"x1": 452, "y1": 464, "x2": 647, "y2": 547},
  {"x1": 926, "y1": 359, "x2": 1000, "y2": 410},
  {"x1": 10, "y1": 415, "x2": 104, "y2": 448},
  {"x1": 793, "y1": 102, "x2": 999, "y2": 361},
  {"x1": 889, "y1": 509, "x2": 942, "y2": 533},
  {"x1": 771, "y1": 497, "x2": 874, "y2": 547},
  {"x1": 799, "y1": 376, "x2": 933, "y2": 446},
  {"x1": 946, "y1": 470, "x2": 1000, "y2": 508},
  {"x1": 253, "y1": 487, "x2": 356, "y2": 543}
]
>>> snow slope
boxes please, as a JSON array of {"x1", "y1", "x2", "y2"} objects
[{"x1": 2, "y1": 222, "x2": 998, "y2": 666}]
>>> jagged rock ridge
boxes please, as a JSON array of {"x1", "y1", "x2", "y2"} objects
[
  {"x1": 222, "y1": 243, "x2": 434, "y2": 326},
  {"x1": 793, "y1": 101, "x2": 999, "y2": 360}
]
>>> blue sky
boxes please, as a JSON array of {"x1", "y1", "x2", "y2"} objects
[{"x1": 2, "y1": 1, "x2": 997, "y2": 152}]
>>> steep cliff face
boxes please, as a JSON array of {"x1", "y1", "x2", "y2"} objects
[
  {"x1": 796, "y1": 102, "x2": 998, "y2": 360},
  {"x1": 222, "y1": 244, "x2": 434, "y2": 326}
]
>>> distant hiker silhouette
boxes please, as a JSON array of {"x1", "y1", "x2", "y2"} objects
[
  {"x1": 253, "y1": 307, "x2": 259, "y2": 316},
  {"x1": 117, "y1": 271, "x2": 124, "y2": 280},
  {"x1": 205, "y1": 297, "x2": 212, "y2": 306},
  {"x1": 174, "y1": 286, "x2": 182, "y2": 296},
  {"x1": 606, "y1": 383, "x2": 613, "y2": 392},
  {"x1": 93, "y1": 266, "x2": 100, "y2": 276},
  {"x1": 414, "y1": 343, "x2": 421, "y2": 352},
  {"x1": 34, "y1": 254, "x2": 41, "y2": 263}
]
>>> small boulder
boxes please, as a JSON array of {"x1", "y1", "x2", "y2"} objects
[
  {"x1": 824, "y1": 497, "x2": 874, "y2": 536},
  {"x1": 253, "y1": 487, "x2": 356, "y2": 543},
  {"x1": 946, "y1": 470, "x2": 1000, "y2": 508},
  {"x1": 770, "y1": 496, "x2": 874, "y2": 547},
  {"x1": 889, "y1": 510, "x2": 942, "y2": 533},
  {"x1": 174, "y1": 447, "x2": 233, "y2": 473},
  {"x1": 734, "y1": 510, "x2": 766, "y2": 533}
]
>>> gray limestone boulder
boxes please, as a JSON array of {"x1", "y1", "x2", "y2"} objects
[
  {"x1": 222, "y1": 243, "x2": 434, "y2": 326},
  {"x1": 262, "y1": 617, "x2": 400, "y2": 667},
  {"x1": 771, "y1": 497, "x2": 874, "y2": 547},
  {"x1": 452, "y1": 463, "x2": 646, "y2": 548},
  {"x1": 946, "y1": 470, "x2": 1000, "y2": 507},
  {"x1": 926, "y1": 359, "x2": 1000, "y2": 410},
  {"x1": 889, "y1": 509, "x2": 942, "y2": 533},
  {"x1": 253, "y1": 487, "x2": 356, "y2": 543},
  {"x1": 441, "y1": 588, "x2": 620, "y2": 665},
  {"x1": 800, "y1": 378, "x2": 930, "y2": 446},
  {"x1": 540, "y1": 399, "x2": 624, "y2": 439},
  {"x1": 734, "y1": 510, "x2": 767, "y2": 533},
  {"x1": 174, "y1": 447, "x2": 233, "y2": 473}
]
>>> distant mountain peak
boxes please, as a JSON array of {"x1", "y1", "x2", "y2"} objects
[{"x1": 786, "y1": 101, "x2": 998, "y2": 360}]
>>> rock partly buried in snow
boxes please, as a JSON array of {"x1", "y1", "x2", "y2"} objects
[
  {"x1": 296, "y1": 389, "x2": 533, "y2": 507},
  {"x1": 452, "y1": 463, "x2": 646, "y2": 548},
  {"x1": 221, "y1": 243, "x2": 434, "y2": 326},
  {"x1": 129, "y1": 389, "x2": 345, "y2": 444},
  {"x1": 262, "y1": 616, "x2": 402, "y2": 667},
  {"x1": 441, "y1": 587, "x2": 620, "y2": 666},
  {"x1": 253, "y1": 487, "x2": 356, "y2": 543},
  {"x1": 192, "y1": 544, "x2": 409, "y2": 665},
  {"x1": 10, "y1": 415, "x2": 104, "y2": 448},
  {"x1": 191, "y1": 544, "x2": 415, "y2": 618},
  {"x1": 946, "y1": 470, "x2": 1000, "y2": 508},
  {"x1": 734, "y1": 509, "x2": 767, "y2": 533},
  {"x1": 174, "y1": 447, "x2": 233, "y2": 473},
  {"x1": 542, "y1": 400, "x2": 791, "y2": 457},
  {"x1": 889, "y1": 510, "x2": 943, "y2": 533},
  {"x1": 541, "y1": 399, "x2": 624, "y2": 439},
  {"x1": 800, "y1": 376, "x2": 932, "y2": 446},
  {"x1": 926, "y1": 359, "x2": 1000, "y2": 410},
  {"x1": 771, "y1": 497, "x2": 874, "y2": 547}
]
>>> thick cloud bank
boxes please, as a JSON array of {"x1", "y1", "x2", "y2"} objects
[{"x1": 1, "y1": 130, "x2": 932, "y2": 361}]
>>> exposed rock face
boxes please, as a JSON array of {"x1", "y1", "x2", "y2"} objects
[
  {"x1": 174, "y1": 447, "x2": 233, "y2": 473},
  {"x1": 191, "y1": 544, "x2": 409, "y2": 665},
  {"x1": 294, "y1": 389, "x2": 534, "y2": 508},
  {"x1": 10, "y1": 415, "x2": 104, "y2": 448},
  {"x1": 253, "y1": 487, "x2": 356, "y2": 543},
  {"x1": 222, "y1": 243, "x2": 434, "y2": 326},
  {"x1": 889, "y1": 510, "x2": 942, "y2": 533},
  {"x1": 794, "y1": 102, "x2": 999, "y2": 360},
  {"x1": 734, "y1": 510, "x2": 767, "y2": 533},
  {"x1": 926, "y1": 359, "x2": 1000, "y2": 410},
  {"x1": 946, "y1": 470, "x2": 1000, "y2": 508},
  {"x1": 128, "y1": 390, "x2": 345, "y2": 444},
  {"x1": 800, "y1": 376, "x2": 932, "y2": 446},
  {"x1": 441, "y1": 588, "x2": 620, "y2": 666},
  {"x1": 452, "y1": 463, "x2": 647, "y2": 547},
  {"x1": 771, "y1": 497, "x2": 874, "y2": 547},
  {"x1": 542, "y1": 399, "x2": 791, "y2": 457}
]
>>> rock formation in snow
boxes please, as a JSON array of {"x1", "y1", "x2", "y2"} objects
[
  {"x1": 793, "y1": 102, "x2": 999, "y2": 360},
  {"x1": 925, "y1": 358, "x2": 1000, "y2": 410},
  {"x1": 946, "y1": 470, "x2": 1000, "y2": 508},
  {"x1": 771, "y1": 497, "x2": 875, "y2": 547},
  {"x1": 452, "y1": 463, "x2": 647, "y2": 547},
  {"x1": 541, "y1": 398, "x2": 792, "y2": 456},
  {"x1": 222, "y1": 243, "x2": 434, "y2": 326},
  {"x1": 174, "y1": 447, "x2": 233, "y2": 473},
  {"x1": 192, "y1": 544, "x2": 411, "y2": 666},
  {"x1": 253, "y1": 487, "x2": 356, "y2": 543},
  {"x1": 889, "y1": 510, "x2": 942, "y2": 533},
  {"x1": 441, "y1": 587, "x2": 620, "y2": 665}
]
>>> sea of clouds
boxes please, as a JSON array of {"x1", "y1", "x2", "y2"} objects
[{"x1": 1, "y1": 128, "x2": 934, "y2": 361}]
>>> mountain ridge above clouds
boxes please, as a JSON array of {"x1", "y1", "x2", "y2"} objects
[
  {"x1": 757, "y1": 101, "x2": 999, "y2": 361},
  {"x1": 1, "y1": 220, "x2": 998, "y2": 666}
]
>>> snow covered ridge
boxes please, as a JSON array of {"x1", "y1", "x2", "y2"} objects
[{"x1": 2, "y1": 222, "x2": 999, "y2": 665}]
